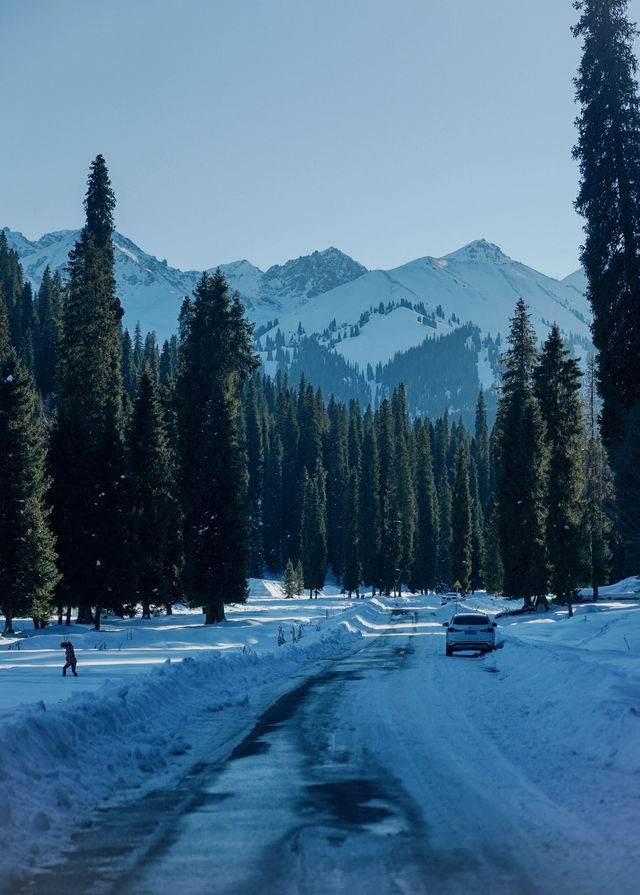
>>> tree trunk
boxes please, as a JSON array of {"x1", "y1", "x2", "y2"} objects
[
  {"x1": 93, "y1": 604, "x2": 101, "y2": 631},
  {"x1": 77, "y1": 604, "x2": 93, "y2": 625},
  {"x1": 142, "y1": 601, "x2": 151, "y2": 620},
  {"x1": 66, "y1": 604, "x2": 72, "y2": 626},
  {"x1": 57, "y1": 603, "x2": 63, "y2": 626},
  {"x1": 3, "y1": 606, "x2": 14, "y2": 635},
  {"x1": 205, "y1": 601, "x2": 225, "y2": 624}
]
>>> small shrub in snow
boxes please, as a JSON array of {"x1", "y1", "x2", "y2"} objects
[{"x1": 277, "y1": 626, "x2": 285, "y2": 646}]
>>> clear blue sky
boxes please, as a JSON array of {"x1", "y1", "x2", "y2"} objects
[{"x1": 3, "y1": 0, "x2": 637, "y2": 279}]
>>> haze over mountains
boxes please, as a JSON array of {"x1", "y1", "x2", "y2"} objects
[{"x1": 3, "y1": 227, "x2": 591, "y2": 423}]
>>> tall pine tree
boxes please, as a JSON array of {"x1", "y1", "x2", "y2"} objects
[
  {"x1": 300, "y1": 465, "x2": 327, "y2": 597},
  {"x1": 0, "y1": 298, "x2": 59, "y2": 632},
  {"x1": 450, "y1": 443, "x2": 472, "y2": 594},
  {"x1": 359, "y1": 408, "x2": 381, "y2": 595},
  {"x1": 176, "y1": 270, "x2": 259, "y2": 623},
  {"x1": 573, "y1": 0, "x2": 640, "y2": 566},
  {"x1": 411, "y1": 419, "x2": 439, "y2": 593},
  {"x1": 128, "y1": 366, "x2": 177, "y2": 618},
  {"x1": 534, "y1": 325, "x2": 585, "y2": 612},
  {"x1": 494, "y1": 299, "x2": 547, "y2": 605},
  {"x1": 50, "y1": 155, "x2": 129, "y2": 628}
]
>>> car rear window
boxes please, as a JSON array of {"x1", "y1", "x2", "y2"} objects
[{"x1": 453, "y1": 615, "x2": 490, "y2": 626}]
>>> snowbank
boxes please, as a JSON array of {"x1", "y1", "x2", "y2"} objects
[
  {"x1": 0, "y1": 589, "x2": 363, "y2": 887},
  {"x1": 2, "y1": 584, "x2": 639, "y2": 891}
]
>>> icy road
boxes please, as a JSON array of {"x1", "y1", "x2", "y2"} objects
[{"x1": 14, "y1": 599, "x2": 635, "y2": 895}]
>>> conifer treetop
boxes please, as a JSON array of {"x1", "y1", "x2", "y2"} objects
[{"x1": 84, "y1": 154, "x2": 115, "y2": 250}]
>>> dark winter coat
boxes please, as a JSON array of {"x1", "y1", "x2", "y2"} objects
[{"x1": 62, "y1": 641, "x2": 76, "y2": 662}]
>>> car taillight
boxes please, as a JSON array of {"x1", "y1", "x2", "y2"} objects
[
  {"x1": 482, "y1": 627, "x2": 494, "y2": 632},
  {"x1": 448, "y1": 627, "x2": 460, "y2": 632}
]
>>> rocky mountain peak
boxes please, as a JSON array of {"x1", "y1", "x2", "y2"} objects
[
  {"x1": 260, "y1": 247, "x2": 367, "y2": 302},
  {"x1": 444, "y1": 239, "x2": 511, "y2": 265}
]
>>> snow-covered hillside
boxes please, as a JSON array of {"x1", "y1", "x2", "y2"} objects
[
  {"x1": 4, "y1": 227, "x2": 591, "y2": 421},
  {"x1": 266, "y1": 239, "x2": 591, "y2": 377},
  {"x1": 4, "y1": 228, "x2": 588, "y2": 350},
  {"x1": 3, "y1": 229, "x2": 368, "y2": 346}
]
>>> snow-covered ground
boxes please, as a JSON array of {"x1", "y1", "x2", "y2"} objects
[{"x1": 1, "y1": 579, "x2": 639, "y2": 892}]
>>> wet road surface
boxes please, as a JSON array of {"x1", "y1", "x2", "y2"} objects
[{"x1": 16, "y1": 607, "x2": 538, "y2": 895}]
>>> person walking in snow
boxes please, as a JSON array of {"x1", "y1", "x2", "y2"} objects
[{"x1": 60, "y1": 640, "x2": 78, "y2": 677}]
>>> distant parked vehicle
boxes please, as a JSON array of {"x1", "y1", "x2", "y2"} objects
[
  {"x1": 440, "y1": 592, "x2": 459, "y2": 606},
  {"x1": 444, "y1": 612, "x2": 497, "y2": 656}
]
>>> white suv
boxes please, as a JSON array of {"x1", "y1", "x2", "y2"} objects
[{"x1": 444, "y1": 612, "x2": 497, "y2": 656}]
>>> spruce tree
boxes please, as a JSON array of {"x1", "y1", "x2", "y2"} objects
[
  {"x1": 411, "y1": 419, "x2": 439, "y2": 593},
  {"x1": 390, "y1": 385, "x2": 417, "y2": 590},
  {"x1": 262, "y1": 420, "x2": 284, "y2": 572},
  {"x1": 49, "y1": 155, "x2": 129, "y2": 628},
  {"x1": 534, "y1": 325, "x2": 586, "y2": 612},
  {"x1": 159, "y1": 339, "x2": 174, "y2": 383},
  {"x1": 128, "y1": 366, "x2": 177, "y2": 618},
  {"x1": 18, "y1": 282, "x2": 37, "y2": 377},
  {"x1": 472, "y1": 389, "x2": 491, "y2": 512},
  {"x1": 244, "y1": 376, "x2": 265, "y2": 577},
  {"x1": 297, "y1": 376, "x2": 324, "y2": 478},
  {"x1": 359, "y1": 408, "x2": 381, "y2": 595},
  {"x1": 133, "y1": 322, "x2": 144, "y2": 372},
  {"x1": 347, "y1": 399, "x2": 363, "y2": 471},
  {"x1": 482, "y1": 494, "x2": 504, "y2": 595},
  {"x1": 300, "y1": 466, "x2": 327, "y2": 597},
  {"x1": 342, "y1": 467, "x2": 361, "y2": 597},
  {"x1": 435, "y1": 473, "x2": 452, "y2": 589},
  {"x1": 0, "y1": 232, "x2": 25, "y2": 351},
  {"x1": 176, "y1": 270, "x2": 259, "y2": 623},
  {"x1": 325, "y1": 396, "x2": 348, "y2": 579},
  {"x1": 573, "y1": 0, "x2": 640, "y2": 565},
  {"x1": 377, "y1": 399, "x2": 399, "y2": 594},
  {"x1": 450, "y1": 444, "x2": 472, "y2": 594},
  {"x1": 143, "y1": 332, "x2": 160, "y2": 382},
  {"x1": 581, "y1": 353, "x2": 614, "y2": 598},
  {"x1": 121, "y1": 328, "x2": 138, "y2": 403},
  {"x1": 295, "y1": 558, "x2": 305, "y2": 595},
  {"x1": 469, "y1": 467, "x2": 485, "y2": 593},
  {"x1": 277, "y1": 383, "x2": 299, "y2": 563},
  {"x1": 432, "y1": 412, "x2": 449, "y2": 489},
  {"x1": 494, "y1": 299, "x2": 547, "y2": 605},
  {"x1": 283, "y1": 558, "x2": 296, "y2": 598},
  {"x1": 0, "y1": 298, "x2": 59, "y2": 632},
  {"x1": 35, "y1": 266, "x2": 62, "y2": 403}
]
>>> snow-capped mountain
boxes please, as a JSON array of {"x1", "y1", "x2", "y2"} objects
[
  {"x1": 267, "y1": 239, "x2": 591, "y2": 375},
  {"x1": 3, "y1": 227, "x2": 591, "y2": 422}
]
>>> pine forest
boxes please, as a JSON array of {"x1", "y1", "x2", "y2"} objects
[{"x1": 0, "y1": 146, "x2": 627, "y2": 633}]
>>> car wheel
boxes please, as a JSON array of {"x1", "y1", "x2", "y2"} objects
[{"x1": 446, "y1": 645, "x2": 453, "y2": 657}]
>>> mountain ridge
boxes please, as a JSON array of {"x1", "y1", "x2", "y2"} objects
[{"x1": 3, "y1": 226, "x2": 591, "y2": 423}]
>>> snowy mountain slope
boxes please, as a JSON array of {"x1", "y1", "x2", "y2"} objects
[
  {"x1": 255, "y1": 240, "x2": 592, "y2": 414},
  {"x1": 257, "y1": 246, "x2": 367, "y2": 305},
  {"x1": 3, "y1": 228, "x2": 367, "y2": 344},
  {"x1": 4, "y1": 227, "x2": 590, "y2": 419},
  {"x1": 270, "y1": 239, "x2": 591, "y2": 366},
  {"x1": 4, "y1": 228, "x2": 588, "y2": 350}
]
